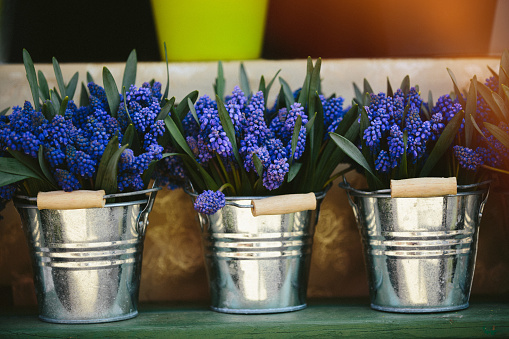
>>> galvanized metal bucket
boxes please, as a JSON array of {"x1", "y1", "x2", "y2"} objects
[
  {"x1": 340, "y1": 179, "x2": 489, "y2": 313},
  {"x1": 13, "y1": 187, "x2": 159, "y2": 323},
  {"x1": 187, "y1": 189, "x2": 326, "y2": 314}
]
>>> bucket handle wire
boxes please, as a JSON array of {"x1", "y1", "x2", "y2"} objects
[{"x1": 136, "y1": 183, "x2": 160, "y2": 236}]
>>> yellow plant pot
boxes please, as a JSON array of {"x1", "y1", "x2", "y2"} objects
[{"x1": 151, "y1": 0, "x2": 269, "y2": 61}]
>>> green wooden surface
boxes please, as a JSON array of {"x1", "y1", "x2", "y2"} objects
[{"x1": 1, "y1": 299, "x2": 508, "y2": 338}]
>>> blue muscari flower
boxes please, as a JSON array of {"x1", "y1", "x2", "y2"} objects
[
  {"x1": 475, "y1": 146, "x2": 501, "y2": 168},
  {"x1": 66, "y1": 145, "x2": 96, "y2": 179},
  {"x1": 143, "y1": 120, "x2": 166, "y2": 150},
  {"x1": 286, "y1": 126, "x2": 307, "y2": 160},
  {"x1": 44, "y1": 145, "x2": 66, "y2": 168},
  {"x1": 404, "y1": 105, "x2": 432, "y2": 162},
  {"x1": 265, "y1": 138, "x2": 288, "y2": 161},
  {"x1": 118, "y1": 171, "x2": 144, "y2": 192},
  {"x1": 225, "y1": 86, "x2": 247, "y2": 135},
  {"x1": 453, "y1": 145, "x2": 484, "y2": 171},
  {"x1": 485, "y1": 76, "x2": 498, "y2": 92},
  {"x1": 187, "y1": 135, "x2": 213, "y2": 164},
  {"x1": 429, "y1": 113, "x2": 445, "y2": 140},
  {"x1": 406, "y1": 87, "x2": 422, "y2": 108},
  {"x1": 20, "y1": 131, "x2": 41, "y2": 158},
  {"x1": 132, "y1": 107, "x2": 157, "y2": 134},
  {"x1": 263, "y1": 157, "x2": 289, "y2": 190},
  {"x1": 246, "y1": 91, "x2": 266, "y2": 113},
  {"x1": 282, "y1": 103, "x2": 308, "y2": 140},
  {"x1": 0, "y1": 184, "x2": 16, "y2": 200},
  {"x1": 363, "y1": 116, "x2": 384, "y2": 152},
  {"x1": 374, "y1": 149, "x2": 391, "y2": 174},
  {"x1": 433, "y1": 95, "x2": 463, "y2": 126},
  {"x1": 119, "y1": 149, "x2": 135, "y2": 172},
  {"x1": 46, "y1": 115, "x2": 73, "y2": 148},
  {"x1": 153, "y1": 145, "x2": 186, "y2": 189},
  {"x1": 54, "y1": 168, "x2": 81, "y2": 192},
  {"x1": 88, "y1": 83, "x2": 109, "y2": 112},
  {"x1": 387, "y1": 125, "x2": 405, "y2": 168},
  {"x1": 321, "y1": 95, "x2": 348, "y2": 134},
  {"x1": 194, "y1": 190, "x2": 226, "y2": 215},
  {"x1": 269, "y1": 107, "x2": 287, "y2": 135}
]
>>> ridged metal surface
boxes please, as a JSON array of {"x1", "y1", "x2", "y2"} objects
[
  {"x1": 191, "y1": 194, "x2": 323, "y2": 314},
  {"x1": 343, "y1": 183, "x2": 489, "y2": 313},
  {"x1": 14, "y1": 191, "x2": 156, "y2": 323}
]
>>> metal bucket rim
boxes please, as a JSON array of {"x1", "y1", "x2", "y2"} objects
[
  {"x1": 13, "y1": 187, "x2": 161, "y2": 209},
  {"x1": 338, "y1": 179, "x2": 490, "y2": 198}
]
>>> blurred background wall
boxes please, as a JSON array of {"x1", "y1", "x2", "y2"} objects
[{"x1": 0, "y1": 0, "x2": 506, "y2": 63}]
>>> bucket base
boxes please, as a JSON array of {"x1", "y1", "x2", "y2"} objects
[
  {"x1": 211, "y1": 304, "x2": 307, "y2": 314},
  {"x1": 39, "y1": 311, "x2": 138, "y2": 324},
  {"x1": 371, "y1": 303, "x2": 469, "y2": 314}
]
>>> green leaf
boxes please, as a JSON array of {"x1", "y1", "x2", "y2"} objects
[
  {"x1": 398, "y1": 131, "x2": 408, "y2": 179},
  {"x1": 38, "y1": 146, "x2": 57, "y2": 187},
  {"x1": 329, "y1": 132, "x2": 380, "y2": 183},
  {"x1": 487, "y1": 65, "x2": 499, "y2": 80},
  {"x1": 80, "y1": 82, "x2": 89, "y2": 107},
  {"x1": 176, "y1": 90, "x2": 199, "y2": 121},
  {"x1": 297, "y1": 57, "x2": 313, "y2": 107},
  {"x1": 101, "y1": 144, "x2": 129, "y2": 194},
  {"x1": 103, "y1": 67, "x2": 120, "y2": 117},
  {"x1": 214, "y1": 61, "x2": 225, "y2": 100},
  {"x1": 58, "y1": 96, "x2": 69, "y2": 116},
  {"x1": 475, "y1": 79, "x2": 506, "y2": 122},
  {"x1": 0, "y1": 107, "x2": 9, "y2": 116},
  {"x1": 66, "y1": 72, "x2": 79, "y2": 100},
  {"x1": 363, "y1": 78, "x2": 374, "y2": 95},
  {"x1": 290, "y1": 115, "x2": 302, "y2": 162},
  {"x1": 400, "y1": 75, "x2": 410, "y2": 97},
  {"x1": 420, "y1": 109, "x2": 465, "y2": 177},
  {"x1": 52, "y1": 57, "x2": 67, "y2": 100},
  {"x1": 447, "y1": 68, "x2": 466, "y2": 107},
  {"x1": 50, "y1": 90, "x2": 61, "y2": 114},
  {"x1": 484, "y1": 122, "x2": 509, "y2": 149},
  {"x1": 252, "y1": 153, "x2": 264, "y2": 178},
  {"x1": 308, "y1": 58, "x2": 322, "y2": 117},
  {"x1": 164, "y1": 115, "x2": 194, "y2": 158},
  {"x1": 464, "y1": 77, "x2": 477, "y2": 148},
  {"x1": 122, "y1": 124, "x2": 135, "y2": 147},
  {"x1": 500, "y1": 49, "x2": 509, "y2": 88},
  {"x1": 41, "y1": 100, "x2": 55, "y2": 121},
  {"x1": 122, "y1": 49, "x2": 137, "y2": 91},
  {"x1": 162, "y1": 42, "x2": 170, "y2": 105},
  {"x1": 287, "y1": 162, "x2": 302, "y2": 182},
  {"x1": 188, "y1": 97, "x2": 199, "y2": 124},
  {"x1": 428, "y1": 90, "x2": 434, "y2": 112},
  {"x1": 22, "y1": 49, "x2": 40, "y2": 110},
  {"x1": 216, "y1": 95, "x2": 241, "y2": 164},
  {"x1": 0, "y1": 172, "x2": 30, "y2": 187},
  {"x1": 0, "y1": 157, "x2": 43, "y2": 180},
  {"x1": 387, "y1": 77, "x2": 393, "y2": 97},
  {"x1": 492, "y1": 91, "x2": 509, "y2": 121},
  {"x1": 95, "y1": 136, "x2": 119, "y2": 190},
  {"x1": 38, "y1": 70, "x2": 50, "y2": 101},
  {"x1": 239, "y1": 63, "x2": 251, "y2": 97},
  {"x1": 305, "y1": 112, "x2": 316, "y2": 134},
  {"x1": 259, "y1": 69, "x2": 281, "y2": 108},
  {"x1": 6, "y1": 148, "x2": 56, "y2": 190},
  {"x1": 353, "y1": 82, "x2": 363, "y2": 105},
  {"x1": 470, "y1": 114, "x2": 490, "y2": 143},
  {"x1": 86, "y1": 72, "x2": 94, "y2": 84},
  {"x1": 156, "y1": 97, "x2": 176, "y2": 121},
  {"x1": 279, "y1": 77, "x2": 295, "y2": 107}
]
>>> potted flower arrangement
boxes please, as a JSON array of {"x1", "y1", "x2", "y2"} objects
[
  {"x1": 0, "y1": 49, "x2": 180, "y2": 323},
  {"x1": 332, "y1": 77, "x2": 490, "y2": 313},
  {"x1": 163, "y1": 58, "x2": 360, "y2": 313}
]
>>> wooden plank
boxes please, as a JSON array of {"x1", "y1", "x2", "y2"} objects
[{"x1": 1, "y1": 299, "x2": 508, "y2": 338}]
